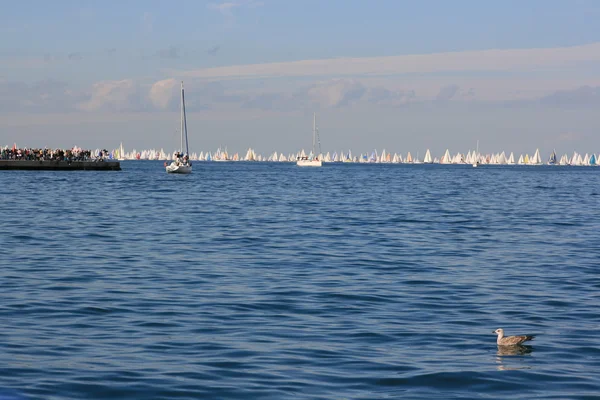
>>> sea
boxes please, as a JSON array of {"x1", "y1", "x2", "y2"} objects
[{"x1": 1, "y1": 161, "x2": 599, "y2": 400}]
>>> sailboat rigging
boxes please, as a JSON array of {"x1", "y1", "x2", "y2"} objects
[
  {"x1": 166, "y1": 81, "x2": 192, "y2": 174},
  {"x1": 297, "y1": 112, "x2": 322, "y2": 167},
  {"x1": 472, "y1": 140, "x2": 480, "y2": 167}
]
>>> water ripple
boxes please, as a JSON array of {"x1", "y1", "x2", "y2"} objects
[{"x1": 0, "y1": 162, "x2": 599, "y2": 399}]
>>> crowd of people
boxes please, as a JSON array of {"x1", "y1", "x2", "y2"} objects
[{"x1": 0, "y1": 147, "x2": 109, "y2": 162}]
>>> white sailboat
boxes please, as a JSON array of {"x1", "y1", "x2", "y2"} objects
[
  {"x1": 423, "y1": 149, "x2": 433, "y2": 163},
  {"x1": 530, "y1": 148, "x2": 542, "y2": 165},
  {"x1": 507, "y1": 152, "x2": 515, "y2": 165},
  {"x1": 414, "y1": 151, "x2": 422, "y2": 164},
  {"x1": 441, "y1": 149, "x2": 451, "y2": 164},
  {"x1": 166, "y1": 81, "x2": 192, "y2": 174},
  {"x1": 297, "y1": 112, "x2": 322, "y2": 167},
  {"x1": 472, "y1": 140, "x2": 480, "y2": 167}
]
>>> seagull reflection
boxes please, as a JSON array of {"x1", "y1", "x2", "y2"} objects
[
  {"x1": 497, "y1": 345, "x2": 533, "y2": 357},
  {"x1": 495, "y1": 345, "x2": 533, "y2": 370}
]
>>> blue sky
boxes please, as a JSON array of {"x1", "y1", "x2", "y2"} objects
[{"x1": 1, "y1": 0, "x2": 600, "y2": 156}]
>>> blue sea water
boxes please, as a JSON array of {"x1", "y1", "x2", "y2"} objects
[{"x1": 1, "y1": 161, "x2": 599, "y2": 400}]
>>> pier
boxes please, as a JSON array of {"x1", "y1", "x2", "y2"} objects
[{"x1": 0, "y1": 160, "x2": 121, "y2": 171}]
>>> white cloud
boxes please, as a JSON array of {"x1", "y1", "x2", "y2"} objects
[
  {"x1": 78, "y1": 79, "x2": 141, "y2": 112},
  {"x1": 541, "y1": 85, "x2": 600, "y2": 106},
  {"x1": 436, "y1": 84, "x2": 460, "y2": 102},
  {"x1": 306, "y1": 79, "x2": 366, "y2": 108},
  {"x1": 366, "y1": 87, "x2": 416, "y2": 106},
  {"x1": 0, "y1": 79, "x2": 84, "y2": 112},
  {"x1": 208, "y1": 0, "x2": 264, "y2": 24},
  {"x1": 208, "y1": 2, "x2": 237, "y2": 14},
  {"x1": 149, "y1": 78, "x2": 178, "y2": 109},
  {"x1": 208, "y1": 0, "x2": 264, "y2": 13},
  {"x1": 176, "y1": 42, "x2": 600, "y2": 81}
]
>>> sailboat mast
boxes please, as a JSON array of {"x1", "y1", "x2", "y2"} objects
[
  {"x1": 312, "y1": 112, "x2": 316, "y2": 156},
  {"x1": 180, "y1": 82, "x2": 184, "y2": 154},
  {"x1": 181, "y1": 81, "x2": 189, "y2": 156}
]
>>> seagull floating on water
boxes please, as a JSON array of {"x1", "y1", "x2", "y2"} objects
[{"x1": 493, "y1": 328, "x2": 535, "y2": 346}]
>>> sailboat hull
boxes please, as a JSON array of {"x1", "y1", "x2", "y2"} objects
[
  {"x1": 166, "y1": 162, "x2": 192, "y2": 174},
  {"x1": 297, "y1": 159, "x2": 322, "y2": 167}
]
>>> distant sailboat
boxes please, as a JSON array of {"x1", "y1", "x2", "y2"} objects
[
  {"x1": 118, "y1": 142, "x2": 126, "y2": 160},
  {"x1": 297, "y1": 112, "x2": 322, "y2": 167},
  {"x1": 570, "y1": 151, "x2": 579, "y2": 166},
  {"x1": 423, "y1": 149, "x2": 433, "y2": 164},
  {"x1": 472, "y1": 140, "x2": 480, "y2": 168},
  {"x1": 441, "y1": 149, "x2": 451, "y2": 164},
  {"x1": 414, "y1": 151, "x2": 422, "y2": 164},
  {"x1": 244, "y1": 148, "x2": 256, "y2": 161},
  {"x1": 559, "y1": 154, "x2": 569, "y2": 165},
  {"x1": 497, "y1": 151, "x2": 507, "y2": 165},
  {"x1": 547, "y1": 149, "x2": 557, "y2": 165},
  {"x1": 507, "y1": 152, "x2": 515, "y2": 165},
  {"x1": 583, "y1": 153, "x2": 591, "y2": 165},
  {"x1": 531, "y1": 149, "x2": 542, "y2": 165},
  {"x1": 380, "y1": 149, "x2": 387, "y2": 163}
]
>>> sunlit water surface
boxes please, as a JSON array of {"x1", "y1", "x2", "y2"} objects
[{"x1": 1, "y1": 161, "x2": 599, "y2": 399}]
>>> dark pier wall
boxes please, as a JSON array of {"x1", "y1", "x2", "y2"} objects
[{"x1": 0, "y1": 160, "x2": 121, "y2": 171}]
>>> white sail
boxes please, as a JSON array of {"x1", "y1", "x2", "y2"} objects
[
  {"x1": 496, "y1": 151, "x2": 506, "y2": 165},
  {"x1": 531, "y1": 148, "x2": 542, "y2": 165},
  {"x1": 414, "y1": 151, "x2": 422, "y2": 164},
  {"x1": 583, "y1": 153, "x2": 591, "y2": 165},
  {"x1": 558, "y1": 154, "x2": 568, "y2": 165},
  {"x1": 441, "y1": 149, "x2": 451, "y2": 164},
  {"x1": 119, "y1": 142, "x2": 126, "y2": 160},
  {"x1": 424, "y1": 149, "x2": 433, "y2": 163},
  {"x1": 507, "y1": 152, "x2": 515, "y2": 164},
  {"x1": 570, "y1": 151, "x2": 579, "y2": 165}
]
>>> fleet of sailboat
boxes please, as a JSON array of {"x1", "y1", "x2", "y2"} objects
[
  {"x1": 102, "y1": 142, "x2": 600, "y2": 168},
  {"x1": 104, "y1": 112, "x2": 599, "y2": 169}
]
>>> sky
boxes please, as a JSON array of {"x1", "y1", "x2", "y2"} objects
[{"x1": 1, "y1": 0, "x2": 600, "y2": 157}]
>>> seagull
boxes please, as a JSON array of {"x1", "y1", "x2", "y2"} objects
[{"x1": 493, "y1": 328, "x2": 535, "y2": 346}]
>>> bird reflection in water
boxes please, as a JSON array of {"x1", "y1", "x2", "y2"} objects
[{"x1": 495, "y1": 345, "x2": 533, "y2": 371}]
